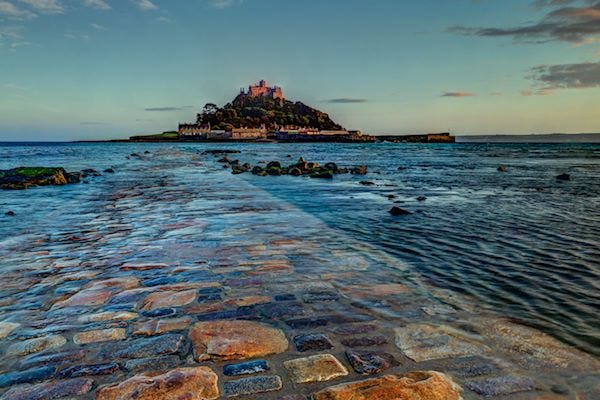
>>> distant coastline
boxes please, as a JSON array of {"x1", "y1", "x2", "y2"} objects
[{"x1": 457, "y1": 133, "x2": 600, "y2": 143}]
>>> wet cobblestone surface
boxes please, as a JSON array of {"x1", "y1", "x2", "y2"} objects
[{"x1": 0, "y1": 148, "x2": 598, "y2": 399}]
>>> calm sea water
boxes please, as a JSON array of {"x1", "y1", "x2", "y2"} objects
[{"x1": 1, "y1": 141, "x2": 599, "y2": 356}]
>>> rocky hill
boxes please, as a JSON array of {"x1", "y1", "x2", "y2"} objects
[{"x1": 195, "y1": 94, "x2": 343, "y2": 132}]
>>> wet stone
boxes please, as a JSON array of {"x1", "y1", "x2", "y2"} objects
[
  {"x1": 0, "y1": 366, "x2": 55, "y2": 388},
  {"x1": 427, "y1": 356, "x2": 502, "y2": 378},
  {"x1": 104, "y1": 334, "x2": 184, "y2": 360},
  {"x1": 19, "y1": 349, "x2": 86, "y2": 369},
  {"x1": 124, "y1": 355, "x2": 181, "y2": 373},
  {"x1": 274, "y1": 294, "x2": 296, "y2": 301},
  {"x1": 285, "y1": 317, "x2": 329, "y2": 329},
  {"x1": 283, "y1": 354, "x2": 349, "y2": 384},
  {"x1": 96, "y1": 367, "x2": 219, "y2": 400},
  {"x1": 73, "y1": 328, "x2": 126, "y2": 344},
  {"x1": 7, "y1": 334, "x2": 67, "y2": 356},
  {"x1": 0, "y1": 321, "x2": 20, "y2": 339},
  {"x1": 141, "y1": 289, "x2": 197, "y2": 310},
  {"x1": 196, "y1": 307, "x2": 256, "y2": 321},
  {"x1": 140, "y1": 307, "x2": 177, "y2": 318},
  {"x1": 0, "y1": 378, "x2": 93, "y2": 400},
  {"x1": 302, "y1": 290, "x2": 340, "y2": 303},
  {"x1": 190, "y1": 320, "x2": 288, "y2": 361},
  {"x1": 258, "y1": 302, "x2": 305, "y2": 319},
  {"x1": 294, "y1": 333, "x2": 334, "y2": 352},
  {"x1": 466, "y1": 375, "x2": 538, "y2": 396},
  {"x1": 133, "y1": 317, "x2": 191, "y2": 336},
  {"x1": 340, "y1": 335, "x2": 388, "y2": 348},
  {"x1": 56, "y1": 362, "x2": 119, "y2": 379},
  {"x1": 223, "y1": 375, "x2": 282, "y2": 397},
  {"x1": 330, "y1": 324, "x2": 378, "y2": 336},
  {"x1": 142, "y1": 276, "x2": 179, "y2": 286},
  {"x1": 312, "y1": 371, "x2": 462, "y2": 400},
  {"x1": 346, "y1": 350, "x2": 397, "y2": 375},
  {"x1": 223, "y1": 360, "x2": 270, "y2": 376},
  {"x1": 77, "y1": 311, "x2": 137, "y2": 323}
]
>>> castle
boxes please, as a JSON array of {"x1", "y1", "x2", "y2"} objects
[{"x1": 242, "y1": 80, "x2": 284, "y2": 102}]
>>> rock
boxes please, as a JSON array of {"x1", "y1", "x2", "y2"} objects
[
  {"x1": 303, "y1": 290, "x2": 339, "y2": 303},
  {"x1": 324, "y1": 162, "x2": 338, "y2": 172},
  {"x1": 4, "y1": 211, "x2": 15, "y2": 216},
  {"x1": 251, "y1": 166, "x2": 264, "y2": 175},
  {"x1": 394, "y1": 324, "x2": 489, "y2": 362},
  {"x1": 310, "y1": 170, "x2": 333, "y2": 179},
  {"x1": 144, "y1": 150, "x2": 151, "y2": 154},
  {"x1": 0, "y1": 378, "x2": 93, "y2": 400},
  {"x1": 65, "y1": 171, "x2": 82, "y2": 183},
  {"x1": 81, "y1": 168, "x2": 101, "y2": 177},
  {"x1": 96, "y1": 367, "x2": 219, "y2": 400},
  {"x1": 267, "y1": 161, "x2": 281, "y2": 169},
  {"x1": 427, "y1": 355, "x2": 501, "y2": 378},
  {"x1": 108, "y1": 334, "x2": 184, "y2": 360},
  {"x1": 352, "y1": 165, "x2": 368, "y2": 175},
  {"x1": 389, "y1": 206, "x2": 411, "y2": 216},
  {"x1": 141, "y1": 289, "x2": 197, "y2": 310},
  {"x1": 124, "y1": 355, "x2": 181, "y2": 373},
  {"x1": 73, "y1": 328, "x2": 126, "y2": 344},
  {"x1": 190, "y1": 320, "x2": 288, "y2": 361},
  {"x1": 417, "y1": 195, "x2": 427, "y2": 201},
  {"x1": 285, "y1": 317, "x2": 329, "y2": 329},
  {"x1": 293, "y1": 333, "x2": 334, "y2": 352},
  {"x1": 77, "y1": 311, "x2": 137, "y2": 323},
  {"x1": 267, "y1": 166, "x2": 282, "y2": 176},
  {"x1": 312, "y1": 371, "x2": 462, "y2": 400},
  {"x1": 7, "y1": 335, "x2": 67, "y2": 356},
  {"x1": 223, "y1": 360, "x2": 270, "y2": 376},
  {"x1": 218, "y1": 156, "x2": 232, "y2": 163},
  {"x1": 289, "y1": 167, "x2": 302, "y2": 176},
  {"x1": 0, "y1": 167, "x2": 75, "y2": 190},
  {"x1": 103, "y1": 168, "x2": 115, "y2": 173},
  {"x1": 345, "y1": 350, "x2": 396, "y2": 375},
  {"x1": 203, "y1": 149, "x2": 240, "y2": 155},
  {"x1": 556, "y1": 173, "x2": 571, "y2": 181},
  {"x1": 340, "y1": 335, "x2": 387, "y2": 347},
  {"x1": 498, "y1": 165, "x2": 509, "y2": 172},
  {"x1": 0, "y1": 321, "x2": 20, "y2": 338},
  {"x1": 283, "y1": 354, "x2": 348, "y2": 384},
  {"x1": 56, "y1": 362, "x2": 119, "y2": 379},
  {"x1": 133, "y1": 317, "x2": 191, "y2": 336},
  {"x1": 0, "y1": 366, "x2": 55, "y2": 388},
  {"x1": 19, "y1": 349, "x2": 85, "y2": 369},
  {"x1": 53, "y1": 288, "x2": 112, "y2": 308},
  {"x1": 465, "y1": 375, "x2": 538, "y2": 396},
  {"x1": 223, "y1": 375, "x2": 282, "y2": 397},
  {"x1": 359, "y1": 181, "x2": 375, "y2": 186}
]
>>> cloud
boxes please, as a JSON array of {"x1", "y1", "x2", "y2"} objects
[
  {"x1": 324, "y1": 98, "x2": 368, "y2": 104},
  {"x1": 529, "y1": 61, "x2": 600, "y2": 89},
  {"x1": 131, "y1": 0, "x2": 157, "y2": 10},
  {"x1": 0, "y1": 1, "x2": 36, "y2": 18},
  {"x1": 440, "y1": 92, "x2": 475, "y2": 97},
  {"x1": 157, "y1": 15, "x2": 170, "y2": 22},
  {"x1": 82, "y1": 0, "x2": 110, "y2": 10},
  {"x1": 210, "y1": 0, "x2": 242, "y2": 9},
  {"x1": 18, "y1": 0, "x2": 63, "y2": 14},
  {"x1": 91, "y1": 22, "x2": 106, "y2": 30},
  {"x1": 145, "y1": 106, "x2": 193, "y2": 112},
  {"x1": 450, "y1": 0, "x2": 600, "y2": 44}
]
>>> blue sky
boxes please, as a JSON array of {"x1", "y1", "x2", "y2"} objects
[{"x1": 1, "y1": 0, "x2": 599, "y2": 140}]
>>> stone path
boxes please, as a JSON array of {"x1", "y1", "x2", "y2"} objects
[{"x1": 0, "y1": 148, "x2": 598, "y2": 399}]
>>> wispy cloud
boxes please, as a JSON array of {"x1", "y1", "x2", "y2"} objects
[
  {"x1": 145, "y1": 106, "x2": 193, "y2": 112},
  {"x1": 324, "y1": 98, "x2": 368, "y2": 104},
  {"x1": 450, "y1": 0, "x2": 600, "y2": 44},
  {"x1": 210, "y1": 0, "x2": 243, "y2": 9},
  {"x1": 131, "y1": 0, "x2": 157, "y2": 11},
  {"x1": 0, "y1": 1, "x2": 37, "y2": 19},
  {"x1": 441, "y1": 92, "x2": 475, "y2": 97},
  {"x1": 18, "y1": 0, "x2": 63, "y2": 14},
  {"x1": 91, "y1": 22, "x2": 106, "y2": 30},
  {"x1": 82, "y1": 0, "x2": 111, "y2": 10},
  {"x1": 528, "y1": 61, "x2": 600, "y2": 90},
  {"x1": 157, "y1": 15, "x2": 170, "y2": 22}
]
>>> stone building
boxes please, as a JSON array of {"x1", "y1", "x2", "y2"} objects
[{"x1": 243, "y1": 80, "x2": 284, "y2": 102}]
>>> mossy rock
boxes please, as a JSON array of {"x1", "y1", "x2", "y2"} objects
[{"x1": 0, "y1": 167, "x2": 79, "y2": 190}]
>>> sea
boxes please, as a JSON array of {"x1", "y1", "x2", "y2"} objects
[{"x1": 1, "y1": 141, "x2": 599, "y2": 358}]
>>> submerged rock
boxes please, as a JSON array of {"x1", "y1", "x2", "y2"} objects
[
  {"x1": 0, "y1": 378, "x2": 93, "y2": 400},
  {"x1": 498, "y1": 165, "x2": 509, "y2": 172},
  {"x1": 389, "y1": 206, "x2": 411, "y2": 216},
  {"x1": 283, "y1": 354, "x2": 348, "y2": 384},
  {"x1": 556, "y1": 173, "x2": 571, "y2": 181}
]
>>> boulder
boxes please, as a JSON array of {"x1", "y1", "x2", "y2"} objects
[
  {"x1": 556, "y1": 173, "x2": 571, "y2": 181},
  {"x1": 267, "y1": 161, "x2": 281, "y2": 169},
  {"x1": 324, "y1": 162, "x2": 338, "y2": 172},
  {"x1": 310, "y1": 170, "x2": 334, "y2": 179},
  {"x1": 352, "y1": 165, "x2": 368, "y2": 175},
  {"x1": 360, "y1": 181, "x2": 375, "y2": 186},
  {"x1": 0, "y1": 167, "x2": 71, "y2": 190},
  {"x1": 498, "y1": 165, "x2": 509, "y2": 172}
]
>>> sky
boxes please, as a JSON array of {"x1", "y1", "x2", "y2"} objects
[{"x1": 0, "y1": 0, "x2": 599, "y2": 140}]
